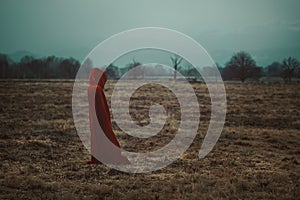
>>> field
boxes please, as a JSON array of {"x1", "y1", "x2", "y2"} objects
[{"x1": 0, "y1": 80, "x2": 299, "y2": 199}]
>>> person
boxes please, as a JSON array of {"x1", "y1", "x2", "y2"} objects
[{"x1": 87, "y1": 68, "x2": 129, "y2": 165}]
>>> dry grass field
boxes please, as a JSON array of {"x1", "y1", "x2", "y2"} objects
[{"x1": 0, "y1": 80, "x2": 299, "y2": 199}]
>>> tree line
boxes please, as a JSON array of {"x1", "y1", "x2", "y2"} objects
[
  {"x1": 220, "y1": 52, "x2": 300, "y2": 83},
  {"x1": 0, "y1": 51, "x2": 299, "y2": 83},
  {"x1": 96, "y1": 52, "x2": 300, "y2": 83},
  {"x1": 0, "y1": 54, "x2": 80, "y2": 79}
]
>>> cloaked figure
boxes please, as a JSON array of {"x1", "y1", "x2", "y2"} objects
[{"x1": 87, "y1": 68, "x2": 129, "y2": 165}]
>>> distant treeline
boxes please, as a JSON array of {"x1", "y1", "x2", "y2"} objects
[
  {"x1": 0, "y1": 54, "x2": 80, "y2": 79},
  {"x1": 0, "y1": 51, "x2": 299, "y2": 83}
]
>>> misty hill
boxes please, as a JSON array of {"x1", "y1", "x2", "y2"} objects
[{"x1": 9, "y1": 50, "x2": 39, "y2": 62}]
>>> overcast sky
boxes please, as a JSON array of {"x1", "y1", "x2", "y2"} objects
[{"x1": 0, "y1": 0, "x2": 300, "y2": 66}]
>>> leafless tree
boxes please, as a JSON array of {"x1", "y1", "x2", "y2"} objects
[
  {"x1": 225, "y1": 51, "x2": 257, "y2": 82},
  {"x1": 282, "y1": 57, "x2": 299, "y2": 83},
  {"x1": 170, "y1": 55, "x2": 182, "y2": 80}
]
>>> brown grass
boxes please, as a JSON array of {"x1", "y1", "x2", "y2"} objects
[{"x1": 0, "y1": 80, "x2": 299, "y2": 199}]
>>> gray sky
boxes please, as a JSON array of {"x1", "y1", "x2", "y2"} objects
[{"x1": 1, "y1": 0, "x2": 300, "y2": 66}]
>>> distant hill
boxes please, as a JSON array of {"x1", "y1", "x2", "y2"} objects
[{"x1": 8, "y1": 50, "x2": 39, "y2": 62}]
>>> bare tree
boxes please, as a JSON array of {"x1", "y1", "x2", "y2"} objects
[
  {"x1": 225, "y1": 51, "x2": 257, "y2": 82},
  {"x1": 105, "y1": 64, "x2": 119, "y2": 79},
  {"x1": 170, "y1": 55, "x2": 182, "y2": 80},
  {"x1": 125, "y1": 59, "x2": 143, "y2": 79},
  {"x1": 0, "y1": 54, "x2": 10, "y2": 78},
  {"x1": 266, "y1": 62, "x2": 282, "y2": 77},
  {"x1": 282, "y1": 57, "x2": 299, "y2": 83}
]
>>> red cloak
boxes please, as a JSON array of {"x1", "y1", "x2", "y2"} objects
[{"x1": 88, "y1": 68, "x2": 129, "y2": 164}]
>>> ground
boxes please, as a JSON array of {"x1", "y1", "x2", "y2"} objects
[{"x1": 0, "y1": 80, "x2": 299, "y2": 199}]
